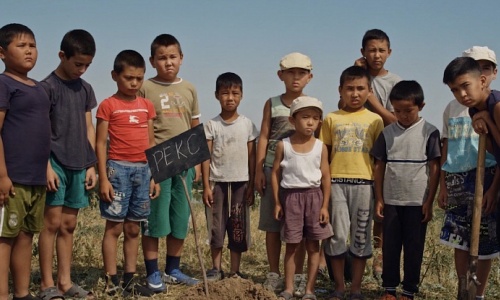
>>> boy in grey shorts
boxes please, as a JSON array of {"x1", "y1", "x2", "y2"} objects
[
  {"x1": 320, "y1": 66, "x2": 384, "y2": 300},
  {"x1": 202, "y1": 72, "x2": 258, "y2": 280}
]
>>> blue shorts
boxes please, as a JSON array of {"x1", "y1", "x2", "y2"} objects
[{"x1": 100, "y1": 160, "x2": 151, "y2": 222}]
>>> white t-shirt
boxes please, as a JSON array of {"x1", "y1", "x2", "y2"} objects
[
  {"x1": 370, "y1": 71, "x2": 401, "y2": 112},
  {"x1": 280, "y1": 137, "x2": 323, "y2": 189}
]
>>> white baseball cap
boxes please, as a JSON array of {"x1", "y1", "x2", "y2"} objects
[
  {"x1": 462, "y1": 46, "x2": 497, "y2": 64},
  {"x1": 289, "y1": 96, "x2": 323, "y2": 116},
  {"x1": 280, "y1": 52, "x2": 313, "y2": 71}
]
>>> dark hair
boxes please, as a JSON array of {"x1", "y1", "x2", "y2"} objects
[
  {"x1": 443, "y1": 57, "x2": 482, "y2": 84},
  {"x1": 0, "y1": 23, "x2": 35, "y2": 49},
  {"x1": 216, "y1": 72, "x2": 242, "y2": 94},
  {"x1": 151, "y1": 34, "x2": 182, "y2": 58},
  {"x1": 113, "y1": 50, "x2": 145, "y2": 74},
  {"x1": 339, "y1": 66, "x2": 371, "y2": 87},
  {"x1": 60, "y1": 29, "x2": 95, "y2": 58},
  {"x1": 362, "y1": 29, "x2": 390, "y2": 49},
  {"x1": 389, "y1": 80, "x2": 424, "y2": 106}
]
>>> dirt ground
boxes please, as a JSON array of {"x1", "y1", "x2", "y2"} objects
[{"x1": 178, "y1": 277, "x2": 278, "y2": 300}]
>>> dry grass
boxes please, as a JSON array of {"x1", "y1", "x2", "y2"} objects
[{"x1": 25, "y1": 190, "x2": 500, "y2": 300}]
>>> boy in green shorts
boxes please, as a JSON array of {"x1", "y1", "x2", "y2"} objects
[
  {"x1": 0, "y1": 23, "x2": 51, "y2": 300},
  {"x1": 38, "y1": 29, "x2": 97, "y2": 300},
  {"x1": 139, "y1": 34, "x2": 201, "y2": 289}
]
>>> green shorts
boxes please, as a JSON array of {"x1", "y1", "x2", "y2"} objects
[
  {"x1": 0, "y1": 184, "x2": 45, "y2": 238},
  {"x1": 142, "y1": 168, "x2": 194, "y2": 239},
  {"x1": 46, "y1": 156, "x2": 89, "y2": 209}
]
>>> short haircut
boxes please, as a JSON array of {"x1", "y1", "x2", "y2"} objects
[
  {"x1": 60, "y1": 29, "x2": 95, "y2": 58},
  {"x1": 216, "y1": 72, "x2": 242, "y2": 94},
  {"x1": 389, "y1": 80, "x2": 424, "y2": 106},
  {"x1": 362, "y1": 29, "x2": 390, "y2": 49},
  {"x1": 113, "y1": 50, "x2": 145, "y2": 74},
  {"x1": 443, "y1": 57, "x2": 482, "y2": 84},
  {"x1": 151, "y1": 34, "x2": 182, "y2": 58},
  {"x1": 0, "y1": 23, "x2": 34, "y2": 50},
  {"x1": 339, "y1": 66, "x2": 371, "y2": 87}
]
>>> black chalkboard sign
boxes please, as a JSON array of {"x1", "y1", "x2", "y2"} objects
[{"x1": 146, "y1": 124, "x2": 210, "y2": 183}]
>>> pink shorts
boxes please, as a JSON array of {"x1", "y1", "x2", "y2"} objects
[{"x1": 280, "y1": 187, "x2": 333, "y2": 243}]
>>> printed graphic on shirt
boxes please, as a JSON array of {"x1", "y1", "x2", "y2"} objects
[
  {"x1": 159, "y1": 92, "x2": 187, "y2": 118},
  {"x1": 112, "y1": 108, "x2": 150, "y2": 127},
  {"x1": 448, "y1": 116, "x2": 474, "y2": 140},
  {"x1": 334, "y1": 122, "x2": 370, "y2": 153}
]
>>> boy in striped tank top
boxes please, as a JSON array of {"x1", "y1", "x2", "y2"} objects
[{"x1": 272, "y1": 96, "x2": 333, "y2": 300}]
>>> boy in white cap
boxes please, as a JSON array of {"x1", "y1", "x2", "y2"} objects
[
  {"x1": 272, "y1": 96, "x2": 332, "y2": 300},
  {"x1": 438, "y1": 46, "x2": 499, "y2": 300},
  {"x1": 255, "y1": 52, "x2": 312, "y2": 295}
]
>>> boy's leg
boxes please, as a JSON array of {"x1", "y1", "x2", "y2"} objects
[
  {"x1": 38, "y1": 205, "x2": 63, "y2": 290},
  {"x1": 123, "y1": 220, "x2": 140, "y2": 274},
  {"x1": 304, "y1": 240, "x2": 320, "y2": 295},
  {"x1": 350, "y1": 257, "x2": 367, "y2": 295},
  {"x1": 102, "y1": 220, "x2": 123, "y2": 276},
  {"x1": 266, "y1": 232, "x2": 281, "y2": 274},
  {"x1": 10, "y1": 231, "x2": 34, "y2": 298},
  {"x1": 330, "y1": 255, "x2": 345, "y2": 292},
  {"x1": 56, "y1": 207, "x2": 79, "y2": 292},
  {"x1": 0, "y1": 237, "x2": 14, "y2": 300},
  {"x1": 283, "y1": 243, "x2": 298, "y2": 294},
  {"x1": 230, "y1": 250, "x2": 242, "y2": 274},
  {"x1": 207, "y1": 182, "x2": 228, "y2": 271},
  {"x1": 382, "y1": 205, "x2": 402, "y2": 294},
  {"x1": 226, "y1": 182, "x2": 248, "y2": 274}
]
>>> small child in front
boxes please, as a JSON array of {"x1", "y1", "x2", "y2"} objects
[
  {"x1": 202, "y1": 72, "x2": 258, "y2": 280},
  {"x1": 96, "y1": 50, "x2": 159, "y2": 297},
  {"x1": 272, "y1": 96, "x2": 332, "y2": 300},
  {"x1": 372, "y1": 80, "x2": 441, "y2": 300}
]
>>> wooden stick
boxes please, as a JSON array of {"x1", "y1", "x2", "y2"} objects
[{"x1": 180, "y1": 176, "x2": 209, "y2": 297}]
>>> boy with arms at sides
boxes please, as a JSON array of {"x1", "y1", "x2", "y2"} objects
[
  {"x1": 354, "y1": 28, "x2": 401, "y2": 278},
  {"x1": 0, "y1": 23, "x2": 51, "y2": 300},
  {"x1": 320, "y1": 66, "x2": 384, "y2": 300},
  {"x1": 372, "y1": 81, "x2": 441, "y2": 300},
  {"x1": 272, "y1": 96, "x2": 333, "y2": 300},
  {"x1": 96, "y1": 50, "x2": 159, "y2": 297},
  {"x1": 202, "y1": 72, "x2": 258, "y2": 280},
  {"x1": 255, "y1": 52, "x2": 311, "y2": 295},
  {"x1": 139, "y1": 33, "x2": 201, "y2": 290},
  {"x1": 439, "y1": 46, "x2": 499, "y2": 300},
  {"x1": 38, "y1": 29, "x2": 97, "y2": 300}
]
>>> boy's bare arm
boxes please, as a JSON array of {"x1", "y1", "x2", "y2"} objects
[
  {"x1": 437, "y1": 138, "x2": 448, "y2": 209},
  {"x1": 0, "y1": 110, "x2": 14, "y2": 206},
  {"x1": 201, "y1": 139, "x2": 213, "y2": 207},
  {"x1": 96, "y1": 118, "x2": 113, "y2": 202},
  {"x1": 255, "y1": 99, "x2": 271, "y2": 195},
  {"x1": 246, "y1": 139, "x2": 256, "y2": 206},
  {"x1": 147, "y1": 119, "x2": 160, "y2": 199},
  {"x1": 483, "y1": 165, "x2": 500, "y2": 215},
  {"x1": 271, "y1": 141, "x2": 284, "y2": 221},
  {"x1": 373, "y1": 159, "x2": 386, "y2": 220},
  {"x1": 319, "y1": 144, "x2": 331, "y2": 224},
  {"x1": 366, "y1": 93, "x2": 397, "y2": 126},
  {"x1": 84, "y1": 111, "x2": 97, "y2": 190},
  {"x1": 422, "y1": 158, "x2": 440, "y2": 223}
]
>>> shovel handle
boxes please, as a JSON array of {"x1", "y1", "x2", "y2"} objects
[{"x1": 470, "y1": 134, "x2": 486, "y2": 257}]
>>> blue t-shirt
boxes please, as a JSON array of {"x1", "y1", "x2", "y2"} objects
[
  {"x1": 469, "y1": 90, "x2": 500, "y2": 164},
  {"x1": 0, "y1": 74, "x2": 51, "y2": 185}
]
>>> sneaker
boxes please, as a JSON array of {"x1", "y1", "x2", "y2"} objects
[
  {"x1": 122, "y1": 276, "x2": 155, "y2": 297},
  {"x1": 293, "y1": 273, "x2": 307, "y2": 297},
  {"x1": 206, "y1": 268, "x2": 224, "y2": 282},
  {"x1": 163, "y1": 269, "x2": 200, "y2": 286},
  {"x1": 146, "y1": 271, "x2": 167, "y2": 293},
  {"x1": 379, "y1": 292, "x2": 397, "y2": 300},
  {"x1": 263, "y1": 272, "x2": 283, "y2": 292}
]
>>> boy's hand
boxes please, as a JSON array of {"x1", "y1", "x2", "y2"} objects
[
  {"x1": 85, "y1": 166, "x2": 97, "y2": 190},
  {"x1": 149, "y1": 179, "x2": 160, "y2": 199},
  {"x1": 319, "y1": 207, "x2": 329, "y2": 224},
  {"x1": 483, "y1": 187, "x2": 498, "y2": 215},
  {"x1": 437, "y1": 187, "x2": 448, "y2": 209},
  {"x1": 47, "y1": 163, "x2": 60, "y2": 192},
  {"x1": 255, "y1": 171, "x2": 266, "y2": 196},
  {"x1": 274, "y1": 203, "x2": 283, "y2": 221},
  {"x1": 245, "y1": 186, "x2": 255, "y2": 206},
  {"x1": 374, "y1": 199, "x2": 384, "y2": 220},
  {"x1": 422, "y1": 201, "x2": 433, "y2": 222},
  {"x1": 354, "y1": 57, "x2": 367, "y2": 69},
  {"x1": 472, "y1": 116, "x2": 489, "y2": 134},
  {"x1": 0, "y1": 175, "x2": 14, "y2": 207},
  {"x1": 203, "y1": 187, "x2": 213, "y2": 208},
  {"x1": 99, "y1": 179, "x2": 114, "y2": 202}
]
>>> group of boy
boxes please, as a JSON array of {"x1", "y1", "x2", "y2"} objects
[
  {"x1": 1, "y1": 20, "x2": 499, "y2": 300},
  {"x1": 0, "y1": 23, "x2": 200, "y2": 300}
]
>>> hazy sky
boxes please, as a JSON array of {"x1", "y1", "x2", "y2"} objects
[{"x1": 2, "y1": 1, "x2": 500, "y2": 131}]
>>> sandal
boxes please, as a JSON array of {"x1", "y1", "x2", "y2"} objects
[
  {"x1": 62, "y1": 284, "x2": 94, "y2": 299},
  {"x1": 302, "y1": 293, "x2": 317, "y2": 300},
  {"x1": 328, "y1": 290, "x2": 345, "y2": 300},
  {"x1": 38, "y1": 287, "x2": 65, "y2": 300},
  {"x1": 278, "y1": 291, "x2": 294, "y2": 300}
]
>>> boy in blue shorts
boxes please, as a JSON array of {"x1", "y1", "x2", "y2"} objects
[
  {"x1": 320, "y1": 66, "x2": 384, "y2": 300},
  {"x1": 0, "y1": 23, "x2": 51, "y2": 300},
  {"x1": 96, "y1": 50, "x2": 159, "y2": 297},
  {"x1": 38, "y1": 29, "x2": 97, "y2": 300},
  {"x1": 139, "y1": 34, "x2": 201, "y2": 289},
  {"x1": 439, "y1": 46, "x2": 499, "y2": 300},
  {"x1": 372, "y1": 81, "x2": 441, "y2": 300},
  {"x1": 202, "y1": 72, "x2": 258, "y2": 280}
]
